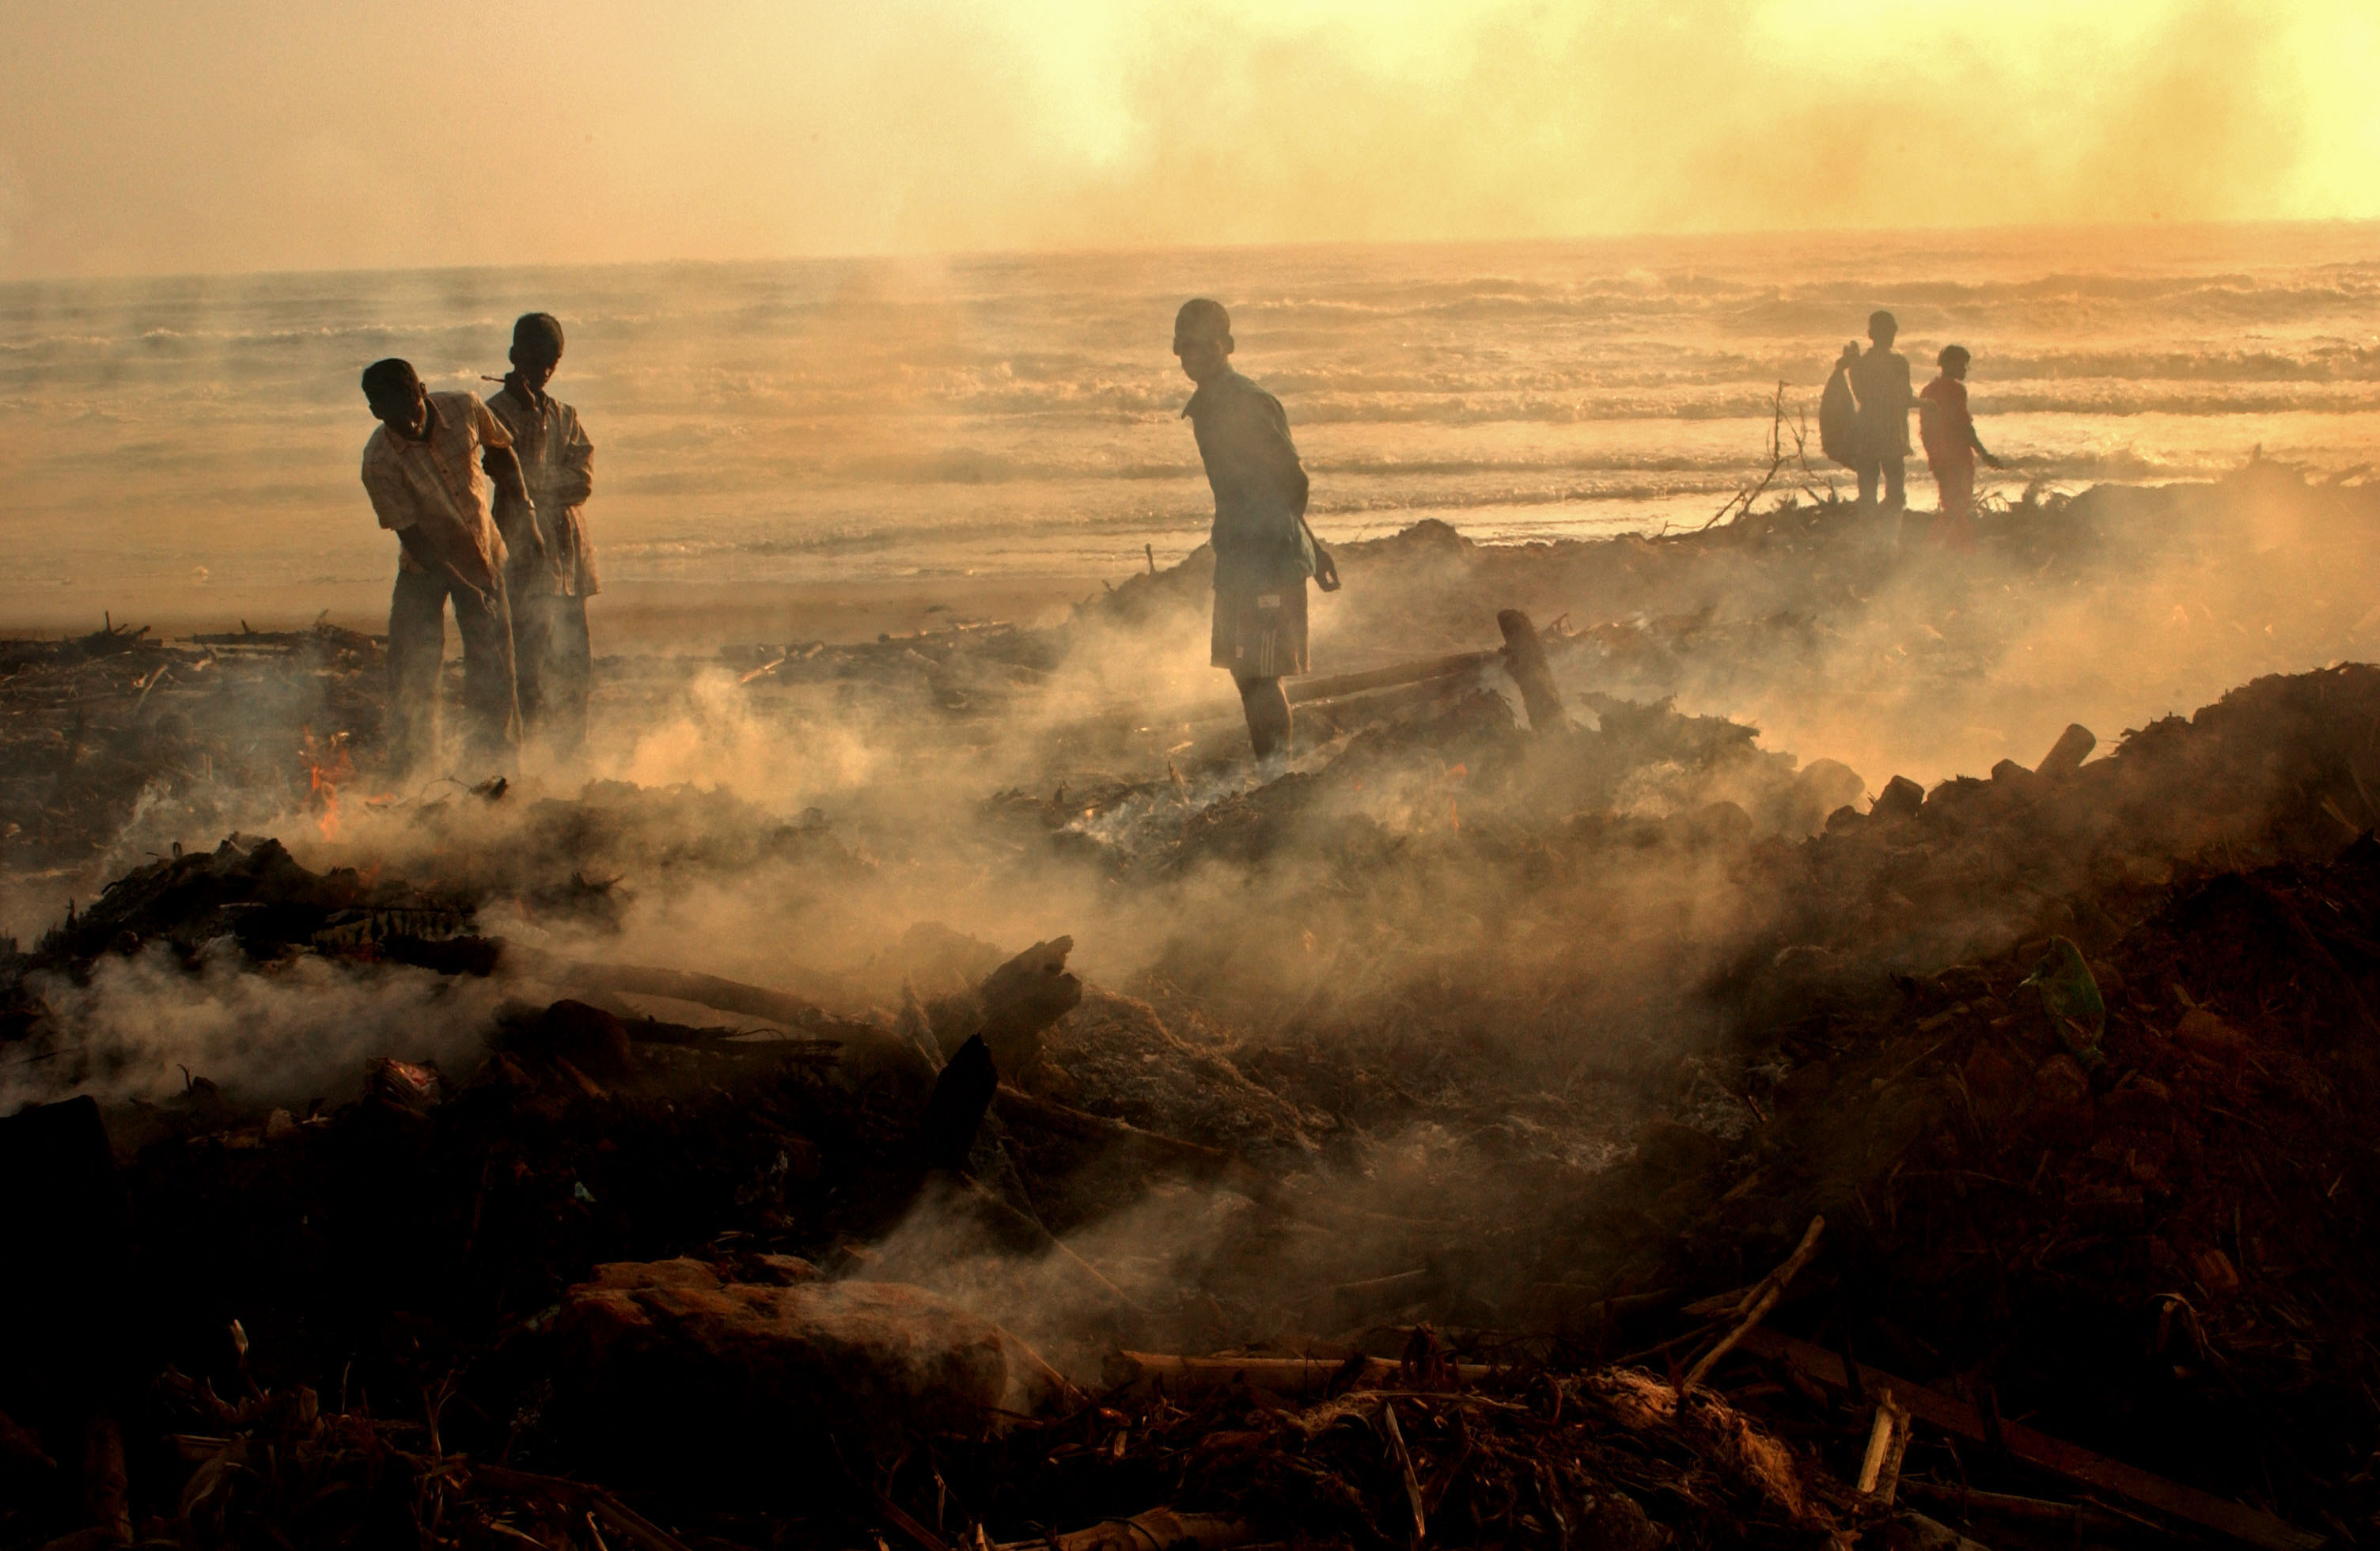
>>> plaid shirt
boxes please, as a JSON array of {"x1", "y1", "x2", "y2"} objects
[{"x1": 361, "y1": 392, "x2": 512, "y2": 588}]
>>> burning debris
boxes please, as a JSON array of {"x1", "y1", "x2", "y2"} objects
[
  {"x1": 6, "y1": 472, "x2": 2380, "y2": 1550},
  {"x1": 0, "y1": 620, "x2": 381, "y2": 881}
]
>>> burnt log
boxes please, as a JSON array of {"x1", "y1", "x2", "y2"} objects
[
  {"x1": 920, "y1": 1034, "x2": 998, "y2": 1173},
  {"x1": 1495, "y1": 609, "x2": 1568, "y2": 732},
  {"x1": 931, "y1": 936, "x2": 1082, "y2": 1076},
  {"x1": 2035, "y1": 722, "x2": 2097, "y2": 780}
]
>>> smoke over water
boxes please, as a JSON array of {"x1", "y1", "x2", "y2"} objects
[{"x1": 4, "y1": 226, "x2": 2380, "y2": 635}]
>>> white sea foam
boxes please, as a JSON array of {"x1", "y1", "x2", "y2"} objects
[{"x1": 3, "y1": 223, "x2": 2378, "y2": 604}]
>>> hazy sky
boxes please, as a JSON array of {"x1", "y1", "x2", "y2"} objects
[{"x1": 3, "y1": 0, "x2": 2377, "y2": 279}]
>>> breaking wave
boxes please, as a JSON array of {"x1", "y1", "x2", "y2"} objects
[{"x1": 8, "y1": 222, "x2": 2380, "y2": 593}]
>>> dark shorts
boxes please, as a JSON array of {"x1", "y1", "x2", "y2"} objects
[{"x1": 1211, "y1": 580, "x2": 1309, "y2": 678}]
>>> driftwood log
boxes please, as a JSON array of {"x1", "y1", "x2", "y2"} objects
[{"x1": 1495, "y1": 609, "x2": 1567, "y2": 732}]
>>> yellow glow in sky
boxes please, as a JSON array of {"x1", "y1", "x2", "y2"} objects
[{"x1": 2, "y1": 0, "x2": 2375, "y2": 278}]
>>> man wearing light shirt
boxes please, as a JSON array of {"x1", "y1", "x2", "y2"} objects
[{"x1": 359, "y1": 357, "x2": 536, "y2": 776}]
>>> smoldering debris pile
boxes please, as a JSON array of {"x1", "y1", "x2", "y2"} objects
[
  {"x1": 0, "y1": 620, "x2": 382, "y2": 877},
  {"x1": 7, "y1": 459, "x2": 2367, "y2": 914},
  {"x1": 10, "y1": 471, "x2": 2380, "y2": 1550},
  {"x1": 5, "y1": 658, "x2": 2379, "y2": 1549}
]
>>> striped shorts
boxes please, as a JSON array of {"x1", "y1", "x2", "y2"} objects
[{"x1": 1211, "y1": 581, "x2": 1309, "y2": 678}]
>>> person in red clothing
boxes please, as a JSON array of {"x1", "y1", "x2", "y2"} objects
[{"x1": 1917, "y1": 345, "x2": 2004, "y2": 549}]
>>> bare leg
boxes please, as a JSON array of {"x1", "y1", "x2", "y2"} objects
[{"x1": 1235, "y1": 674, "x2": 1291, "y2": 760}]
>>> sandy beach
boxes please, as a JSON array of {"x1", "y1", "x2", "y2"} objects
[{"x1": 0, "y1": 571, "x2": 1113, "y2": 651}]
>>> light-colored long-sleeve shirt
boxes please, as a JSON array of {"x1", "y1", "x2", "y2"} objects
[{"x1": 485, "y1": 379, "x2": 599, "y2": 597}]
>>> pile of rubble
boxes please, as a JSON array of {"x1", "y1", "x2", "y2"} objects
[
  {"x1": 0, "y1": 620, "x2": 381, "y2": 878},
  {"x1": 9, "y1": 471, "x2": 2380, "y2": 1550},
  {"x1": 5, "y1": 663, "x2": 2376, "y2": 1549}
]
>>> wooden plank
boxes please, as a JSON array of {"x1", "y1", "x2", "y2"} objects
[
  {"x1": 1074, "y1": 649, "x2": 1497, "y2": 732},
  {"x1": 1286, "y1": 650, "x2": 1497, "y2": 705},
  {"x1": 1735, "y1": 1328, "x2": 2325, "y2": 1551}
]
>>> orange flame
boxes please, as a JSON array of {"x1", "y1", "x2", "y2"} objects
[
  {"x1": 311, "y1": 768, "x2": 342, "y2": 842},
  {"x1": 303, "y1": 730, "x2": 354, "y2": 844}
]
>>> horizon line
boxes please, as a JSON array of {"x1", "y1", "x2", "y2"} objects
[{"x1": 5, "y1": 215, "x2": 2376, "y2": 290}]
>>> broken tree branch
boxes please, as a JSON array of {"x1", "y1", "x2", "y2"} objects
[
  {"x1": 1855, "y1": 1389, "x2": 1911, "y2": 1504},
  {"x1": 1681, "y1": 1215, "x2": 1824, "y2": 1390},
  {"x1": 1738, "y1": 1328, "x2": 2324, "y2": 1551},
  {"x1": 1382, "y1": 1401, "x2": 1427, "y2": 1550},
  {"x1": 1700, "y1": 381, "x2": 1806, "y2": 532},
  {"x1": 468, "y1": 1463, "x2": 695, "y2": 1551}
]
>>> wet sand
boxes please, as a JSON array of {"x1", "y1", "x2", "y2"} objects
[{"x1": 0, "y1": 571, "x2": 1112, "y2": 650}]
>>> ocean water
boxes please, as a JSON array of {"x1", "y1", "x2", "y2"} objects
[{"x1": 3, "y1": 222, "x2": 2378, "y2": 619}]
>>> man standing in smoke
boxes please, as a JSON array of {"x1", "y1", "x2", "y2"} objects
[
  {"x1": 1846, "y1": 309, "x2": 1916, "y2": 515},
  {"x1": 1174, "y1": 298, "x2": 1334, "y2": 762},
  {"x1": 485, "y1": 313, "x2": 599, "y2": 758},
  {"x1": 1917, "y1": 344, "x2": 2005, "y2": 550},
  {"x1": 358, "y1": 358, "x2": 535, "y2": 776}
]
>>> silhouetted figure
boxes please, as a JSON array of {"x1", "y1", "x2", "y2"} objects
[
  {"x1": 1918, "y1": 344, "x2": 2005, "y2": 550},
  {"x1": 1845, "y1": 310, "x2": 1914, "y2": 513},
  {"x1": 358, "y1": 358, "x2": 532, "y2": 776},
  {"x1": 1175, "y1": 298, "x2": 1332, "y2": 762},
  {"x1": 486, "y1": 313, "x2": 598, "y2": 759}
]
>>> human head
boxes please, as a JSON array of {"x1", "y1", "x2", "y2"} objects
[
  {"x1": 510, "y1": 312, "x2": 565, "y2": 391},
  {"x1": 1938, "y1": 344, "x2": 1971, "y2": 379},
  {"x1": 1173, "y1": 298, "x2": 1234, "y2": 385},
  {"x1": 1868, "y1": 310, "x2": 1899, "y2": 346},
  {"x1": 361, "y1": 358, "x2": 427, "y2": 438}
]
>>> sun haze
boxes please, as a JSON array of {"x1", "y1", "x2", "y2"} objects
[{"x1": 2, "y1": 0, "x2": 2375, "y2": 278}]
